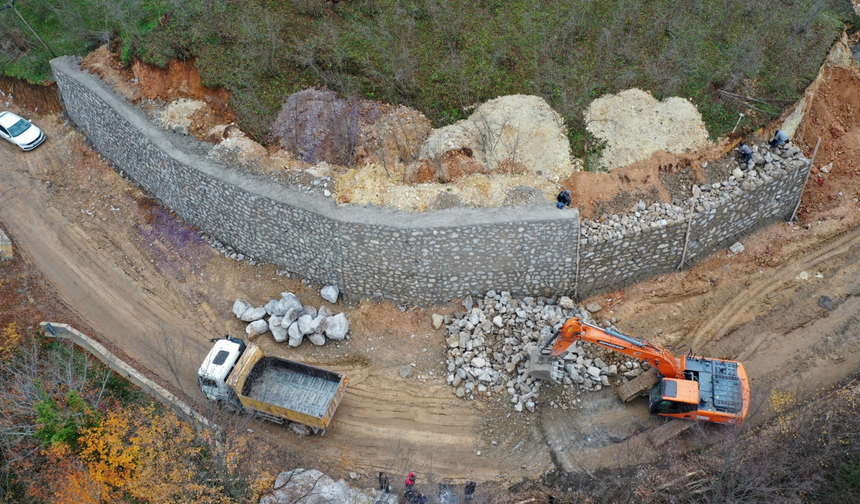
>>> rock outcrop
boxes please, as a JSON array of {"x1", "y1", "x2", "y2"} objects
[
  {"x1": 417, "y1": 95, "x2": 572, "y2": 176},
  {"x1": 585, "y1": 88, "x2": 711, "y2": 170}
]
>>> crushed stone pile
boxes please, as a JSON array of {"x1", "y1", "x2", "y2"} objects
[
  {"x1": 232, "y1": 290, "x2": 348, "y2": 347},
  {"x1": 581, "y1": 141, "x2": 810, "y2": 244},
  {"x1": 443, "y1": 291, "x2": 649, "y2": 413}
]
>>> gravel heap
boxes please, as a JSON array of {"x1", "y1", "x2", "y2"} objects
[
  {"x1": 232, "y1": 290, "x2": 349, "y2": 347},
  {"x1": 444, "y1": 291, "x2": 649, "y2": 413},
  {"x1": 581, "y1": 142, "x2": 809, "y2": 245}
]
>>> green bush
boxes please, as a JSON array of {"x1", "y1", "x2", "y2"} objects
[{"x1": 33, "y1": 389, "x2": 99, "y2": 450}]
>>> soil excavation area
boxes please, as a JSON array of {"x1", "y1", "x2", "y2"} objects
[{"x1": 2, "y1": 49, "x2": 860, "y2": 492}]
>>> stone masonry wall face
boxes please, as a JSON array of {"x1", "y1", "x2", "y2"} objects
[
  {"x1": 50, "y1": 57, "x2": 579, "y2": 303},
  {"x1": 574, "y1": 162, "x2": 807, "y2": 297},
  {"x1": 51, "y1": 57, "x2": 808, "y2": 304}
]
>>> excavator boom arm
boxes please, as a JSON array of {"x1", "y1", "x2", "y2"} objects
[{"x1": 550, "y1": 318, "x2": 683, "y2": 378}]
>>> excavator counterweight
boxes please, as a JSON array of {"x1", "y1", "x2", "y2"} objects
[{"x1": 527, "y1": 318, "x2": 750, "y2": 425}]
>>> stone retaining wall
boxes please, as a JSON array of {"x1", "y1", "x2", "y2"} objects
[
  {"x1": 50, "y1": 57, "x2": 579, "y2": 303},
  {"x1": 50, "y1": 56, "x2": 808, "y2": 304}
]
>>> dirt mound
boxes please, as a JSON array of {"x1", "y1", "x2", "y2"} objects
[
  {"x1": 562, "y1": 141, "x2": 736, "y2": 219},
  {"x1": 132, "y1": 57, "x2": 230, "y2": 108},
  {"x1": 81, "y1": 45, "x2": 140, "y2": 103},
  {"x1": 271, "y1": 89, "x2": 431, "y2": 167},
  {"x1": 419, "y1": 95, "x2": 572, "y2": 173},
  {"x1": 0, "y1": 77, "x2": 61, "y2": 115},
  {"x1": 793, "y1": 52, "x2": 860, "y2": 219},
  {"x1": 353, "y1": 104, "x2": 432, "y2": 167},
  {"x1": 586, "y1": 88, "x2": 711, "y2": 170}
]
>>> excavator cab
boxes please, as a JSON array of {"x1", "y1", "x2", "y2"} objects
[{"x1": 648, "y1": 378, "x2": 699, "y2": 416}]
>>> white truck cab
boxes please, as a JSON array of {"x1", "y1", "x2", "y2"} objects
[{"x1": 197, "y1": 336, "x2": 246, "y2": 402}]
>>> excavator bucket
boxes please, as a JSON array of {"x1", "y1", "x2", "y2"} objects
[{"x1": 526, "y1": 347, "x2": 564, "y2": 383}]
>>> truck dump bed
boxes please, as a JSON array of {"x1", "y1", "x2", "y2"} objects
[{"x1": 226, "y1": 344, "x2": 347, "y2": 431}]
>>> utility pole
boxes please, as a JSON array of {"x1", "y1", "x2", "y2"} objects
[{"x1": 0, "y1": 0, "x2": 57, "y2": 58}]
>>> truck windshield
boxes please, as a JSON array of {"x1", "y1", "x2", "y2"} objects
[{"x1": 212, "y1": 350, "x2": 229, "y2": 365}]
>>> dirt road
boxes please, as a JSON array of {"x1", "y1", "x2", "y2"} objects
[
  {"x1": 2, "y1": 49, "x2": 860, "y2": 487},
  {"x1": 0, "y1": 114, "x2": 538, "y2": 483}
]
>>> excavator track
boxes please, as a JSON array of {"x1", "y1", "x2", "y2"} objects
[{"x1": 616, "y1": 368, "x2": 659, "y2": 402}]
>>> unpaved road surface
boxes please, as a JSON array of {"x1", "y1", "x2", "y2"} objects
[{"x1": 3, "y1": 50, "x2": 860, "y2": 487}]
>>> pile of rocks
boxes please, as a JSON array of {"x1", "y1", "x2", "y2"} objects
[
  {"x1": 202, "y1": 235, "x2": 259, "y2": 265},
  {"x1": 443, "y1": 291, "x2": 648, "y2": 413},
  {"x1": 581, "y1": 142, "x2": 809, "y2": 245},
  {"x1": 260, "y1": 468, "x2": 374, "y2": 504},
  {"x1": 232, "y1": 289, "x2": 349, "y2": 347}
]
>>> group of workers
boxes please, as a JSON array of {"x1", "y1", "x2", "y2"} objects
[
  {"x1": 377, "y1": 472, "x2": 476, "y2": 502},
  {"x1": 738, "y1": 129, "x2": 791, "y2": 169},
  {"x1": 552, "y1": 130, "x2": 791, "y2": 211}
]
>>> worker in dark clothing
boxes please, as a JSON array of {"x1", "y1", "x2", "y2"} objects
[
  {"x1": 738, "y1": 142, "x2": 753, "y2": 169},
  {"x1": 404, "y1": 472, "x2": 417, "y2": 502},
  {"x1": 465, "y1": 481, "x2": 476, "y2": 500},
  {"x1": 404, "y1": 488, "x2": 426, "y2": 504},
  {"x1": 769, "y1": 129, "x2": 789, "y2": 149},
  {"x1": 378, "y1": 472, "x2": 390, "y2": 493},
  {"x1": 556, "y1": 189, "x2": 572, "y2": 209}
]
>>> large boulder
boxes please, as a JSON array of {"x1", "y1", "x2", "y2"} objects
[
  {"x1": 266, "y1": 299, "x2": 287, "y2": 316},
  {"x1": 310, "y1": 315, "x2": 328, "y2": 334},
  {"x1": 245, "y1": 319, "x2": 269, "y2": 338},
  {"x1": 272, "y1": 324, "x2": 289, "y2": 343},
  {"x1": 320, "y1": 285, "x2": 339, "y2": 304},
  {"x1": 297, "y1": 314, "x2": 314, "y2": 335},
  {"x1": 280, "y1": 292, "x2": 303, "y2": 313},
  {"x1": 232, "y1": 298, "x2": 252, "y2": 318},
  {"x1": 240, "y1": 307, "x2": 267, "y2": 322},
  {"x1": 287, "y1": 322, "x2": 303, "y2": 347},
  {"x1": 283, "y1": 307, "x2": 302, "y2": 327},
  {"x1": 418, "y1": 95, "x2": 571, "y2": 174},
  {"x1": 325, "y1": 313, "x2": 349, "y2": 341}
]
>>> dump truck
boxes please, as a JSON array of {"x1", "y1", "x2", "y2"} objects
[
  {"x1": 527, "y1": 318, "x2": 750, "y2": 425},
  {"x1": 198, "y1": 335, "x2": 347, "y2": 433}
]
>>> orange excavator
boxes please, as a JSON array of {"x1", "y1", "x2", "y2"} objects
[{"x1": 527, "y1": 318, "x2": 750, "y2": 425}]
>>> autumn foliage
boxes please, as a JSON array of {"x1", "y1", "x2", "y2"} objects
[{"x1": 0, "y1": 330, "x2": 282, "y2": 504}]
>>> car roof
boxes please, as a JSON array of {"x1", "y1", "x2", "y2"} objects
[{"x1": 0, "y1": 111, "x2": 25, "y2": 129}]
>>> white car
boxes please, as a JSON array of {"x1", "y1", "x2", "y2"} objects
[{"x1": 0, "y1": 111, "x2": 45, "y2": 151}]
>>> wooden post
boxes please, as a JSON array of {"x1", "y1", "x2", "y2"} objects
[
  {"x1": 790, "y1": 137, "x2": 821, "y2": 222},
  {"x1": 573, "y1": 228, "x2": 581, "y2": 299},
  {"x1": 677, "y1": 202, "x2": 695, "y2": 270}
]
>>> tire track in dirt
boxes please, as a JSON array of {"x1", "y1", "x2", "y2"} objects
[
  {"x1": 0, "y1": 119, "x2": 532, "y2": 484},
  {"x1": 690, "y1": 225, "x2": 860, "y2": 350}
]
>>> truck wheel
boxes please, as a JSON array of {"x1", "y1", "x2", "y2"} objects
[{"x1": 289, "y1": 423, "x2": 311, "y2": 436}]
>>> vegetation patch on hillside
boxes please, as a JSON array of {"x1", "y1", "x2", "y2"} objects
[{"x1": 0, "y1": 0, "x2": 856, "y2": 158}]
